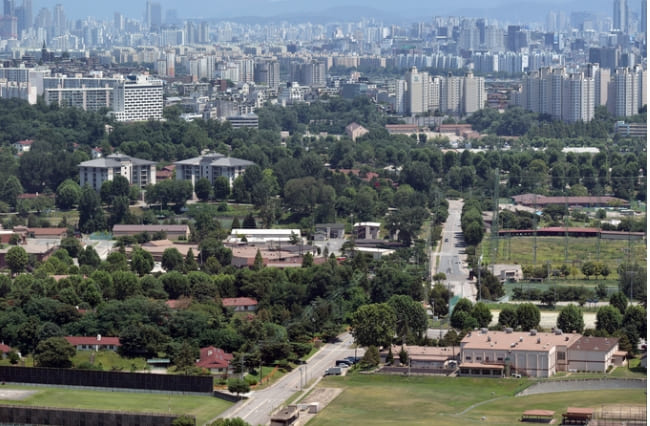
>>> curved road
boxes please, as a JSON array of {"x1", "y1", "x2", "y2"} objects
[{"x1": 218, "y1": 332, "x2": 361, "y2": 426}]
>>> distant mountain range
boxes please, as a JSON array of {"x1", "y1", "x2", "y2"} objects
[{"x1": 51, "y1": 0, "x2": 623, "y2": 23}]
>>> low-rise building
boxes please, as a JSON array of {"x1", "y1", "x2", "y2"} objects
[
  {"x1": 354, "y1": 222, "x2": 380, "y2": 240},
  {"x1": 222, "y1": 297, "x2": 258, "y2": 312},
  {"x1": 79, "y1": 153, "x2": 156, "y2": 192},
  {"x1": 196, "y1": 346, "x2": 233, "y2": 375},
  {"x1": 174, "y1": 153, "x2": 254, "y2": 189},
  {"x1": 567, "y1": 336, "x2": 620, "y2": 373},
  {"x1": 65, "y1": 335, "x2": 121, "y2": 351},
  {"x1": 460, "y1": 329, "x2": 582, "y2": 378},
  {"x1": 112, "y1": 224, "x2": 190, "y2": 240},
  {"x1": 345, "y1": 122, "x2": 369, "y2": 141},
  {"x1": 227, "y1": 229, "x2": 302, "y2": 244}
]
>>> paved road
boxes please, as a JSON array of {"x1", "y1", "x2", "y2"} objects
[
  {"x1": 219, "y1": 333, "x2": 361, "y2": 426},
  {"x1": 437, "y1": 199, "x2": 476, "y2": 302}
]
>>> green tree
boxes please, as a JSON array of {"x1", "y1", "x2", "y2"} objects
[
  {"x1": 388, "y1": 294, "x2": 428, "y2": 342},
  {"x1": 360, "y1": 345, "x2": 380, "y2": 368},
  {"x1": 78, "y1": 185, "x2": 106, "y2": 233},
  {"x1": 618, "y1": 263, "x2": 646, "y2": 300},
  {"x1": 34, "y1": 337, "x2": 75, "y2": 368},
  {"x1": 162, "y1": 247, "x2": 184, "y2": 272},
  {"x1": 78, "y1": 246, "x2": 101, "y2": 268},
  {"x1": 430, "y1": 283, "x2": 451, "y2": 317},
  {"x1": 450, "y1": 298, "x2": 473, "y2": 329},
  {"x1": 6, "y1": 246, "x2": 28, "y2": 275},
  {"x1": 60, "y1": 237, "x2": 82, "y2": 258},
  {"x1": 227, "y1": 378, "x2": 250, "y2": 396},
  {"x1": 557, "y1": 304, "x2": 584, "y2": 333},
  {"x1": 130, "y1": 247, "x2": 154, "y2": 276},
  {"x1": 172, "y1": 415, "x2": 196, "y2": 426},
  {"x1": 213, "y1": 176, "x2": 230, "y2": 200},
  {"x1": 595, "y1": 305, "x2": 622, "y2": 334},
  {"x1": 194, "y1": 178, "x2": 212, "y2": 201},
  {"x1": 55, "y1": 179, "x2": 81, "y2": 209},
  {"x1": 516, "y1": 303, "x2": 541, "y2": 331},
  {"x1": 470, "y1": 302, "x2": 492, "y2": 328},
  {"x1": 498, "y1": 305, "x2": 518, "y2": 328},
  {"x1": 581, "y1": 261, "x2": 596, "y2": 279},
  {"x1": 623, "y1": 305, "x2": 647, "y2": 339},
  {"x1": 609, "y1": 292, "x2": 628, "y2": 315},
  {"x1": 1, "y1": 176, "x2": 23, "y2": 208},
  {"x1": 350, "y1": 303, "x2": 397, "y2": 347}
]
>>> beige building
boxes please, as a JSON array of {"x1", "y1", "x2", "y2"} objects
[
  {"x1": 567, "y1": 336, "x2": 621, "y2": 373},
  {"x1": 460, "y1": 329, "x2": 582, "y2": 378}
]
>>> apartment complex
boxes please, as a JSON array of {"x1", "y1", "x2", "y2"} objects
[
  {"x1": 174, "y1": 152, "x2": 254, "y2": 188},
  {"x1": 79, "y1": 153, "x2": 156, "y2": 192},
  {"x1": 401, "y1": 67, "x2": 485, "y2": 116},
  {"x1": 43, "y1": 74, "x2": 163, "y2": 122}
]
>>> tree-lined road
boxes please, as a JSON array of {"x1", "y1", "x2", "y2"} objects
[
  {"x1": 436, "y1": 199, "x2": 476, "y2": 302},
  {"x1": 219, "y1": 333, "x2": 361, "y2": 426}
]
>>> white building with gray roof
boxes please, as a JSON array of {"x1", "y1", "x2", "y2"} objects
[
  {"x1": 174, "y1": 153, "x2": 254, "y2": 188},
  {"x1": 79, "y1": 154, "x2": 156, "y2": 192}
]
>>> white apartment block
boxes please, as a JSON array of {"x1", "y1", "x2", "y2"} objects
[
  {"x1": 0, "y1": 65, "x2": 50, "y2": 104},
  {"x1": 43, "y1": 74, "x2": 163, "y2": 122},
  {"x1": 79, "y1": 154, "x2": 156, "y2": 192},
  {"x1": 518, "y1": 66, "x2": 616, "y2": 123},
  {"x1": 111, "y1": 75, "x2": 163, "y2": 122},
  {"x1": 405, "y1": 67, "x2": 429, "y2": 115},
  {"x1": 607, "y1": 66, "x2": 647, "y2": 117},
  {"x1": 174, "y1": 153, "x2": 255, "y2": 188},
  {"x1": 462, "y1": 72, "x2": 485, "y2": 115}
]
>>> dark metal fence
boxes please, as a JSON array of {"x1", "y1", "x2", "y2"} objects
[
  {"x1": 0, "y1": 405, "x2": 193, "y2": 426},
  {"x1": 0, "y1": 366, "x2": 213, "y2": 393}
]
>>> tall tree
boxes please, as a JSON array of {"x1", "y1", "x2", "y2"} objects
[
  {"x1": 556, "y1": 304, "x2": 584, "y2": 333},
  {"x1": 350, "y1": 303, "x2": 397, "y2": 347}
]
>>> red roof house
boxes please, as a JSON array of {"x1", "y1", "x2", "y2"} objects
[
  {"x1": 65, "y1": 335, "x2": 121, "y2": 351},
  {"x1": 196, "y1": 346, "x2": 234, "y2": 374},
  {"x1": 222, "y1": 297, "x2": 258, "y2": 312}
]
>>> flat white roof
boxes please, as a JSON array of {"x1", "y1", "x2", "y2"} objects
[{"x1": 231, "y1": 229, "x2": 301, "y2": 236}]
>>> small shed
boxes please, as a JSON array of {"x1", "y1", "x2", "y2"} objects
[
  {"x1": 521, "y1": 409, "x2": 554, "y2": 423},
  {"x1": 562, "y1": 407, "x2": 594, "y2": 425},
  {"x1": 270, "y1": 405, "x2": 299, "y2": 426}
]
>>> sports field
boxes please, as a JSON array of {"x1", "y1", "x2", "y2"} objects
[
  {"x1": 308, "y1": 375, "x2": 646, "y2": 425},
  {"x1": 489, "y1": 236, "x2": 646, "y2": 279},
  {"x1": 0, "y1": 385, "x2": 231, "y2": 425}
]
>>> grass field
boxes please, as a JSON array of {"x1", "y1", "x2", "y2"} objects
[
  {"x1": 488, "y1": 236, "x2": 646, "y2": 279},
  {"x1": 308, "y1": 375, "x2": 646, "y2": 426},
  {"x1": 0, "y1": 385, "x2": 231, "y2": 424}
]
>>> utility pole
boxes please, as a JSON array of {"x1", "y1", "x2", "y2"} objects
[{"x1": 478, "y1": 255, "x2": 483, "y2": 302}]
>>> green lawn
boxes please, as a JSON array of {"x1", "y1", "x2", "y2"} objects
[
  {"x1": 0, "y1": 385, "x2": 231, "y2": 425},
  {"x1": 72, "y1": 351, "x2": 149, "y2": 372},
  {"x1": 488, "y1": 237, "x2": 646, "y2": 279},
  {"x1": 308, "y1": 375, "x2": 646, "y2": 426}
]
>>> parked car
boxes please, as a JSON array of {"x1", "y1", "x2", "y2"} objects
[
  {"x1": 336, "y1": 359, "x2": 353, "y2": 366},
  {"x1": 344, "y1": 356, "x2": 362, "y2": 364}
]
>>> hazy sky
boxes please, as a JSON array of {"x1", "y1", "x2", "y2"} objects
[{"x1": 32, "y1": 0, "x2": 619, "y2": 22}]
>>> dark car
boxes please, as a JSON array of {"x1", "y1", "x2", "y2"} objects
[
  {"x1": 336, "y1": 359, "x2": 353, "y2": 366},
  {"x1": 344, "y1": 356, "x2": 362, "y2": 364}
]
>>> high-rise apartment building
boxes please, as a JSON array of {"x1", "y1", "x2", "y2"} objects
[
  {"x1": 405, "y1": 66, "x2": 429, "y2": 115},
  {"x1": 462, "y1": 72, "x2": 485, "y2": 115},
  {"x1": 254, "y1": 60, "x2": 280, "y2": 90},
  {"x1": 519, "y1": 67, "x2": 596, "y2": 122},
  {"x1": 607, "y1": 66, "x2": 646, "y2": 117}
]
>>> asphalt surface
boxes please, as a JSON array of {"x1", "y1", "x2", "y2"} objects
[
  {"x1": 437, "y1": 199, "x2": 477, "y2": 302},
  {"x1": 219, "y1": 332, "x2": 362, "y2": 426}
]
